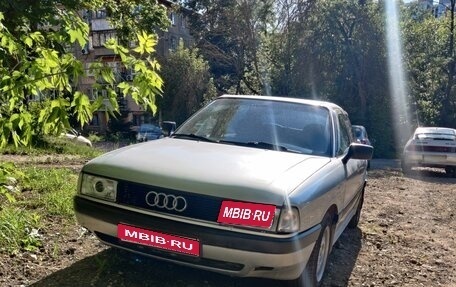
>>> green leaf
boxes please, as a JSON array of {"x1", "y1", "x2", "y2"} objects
[{"x1": 24, "y1": 37, "x2": 33, "y2": 48}]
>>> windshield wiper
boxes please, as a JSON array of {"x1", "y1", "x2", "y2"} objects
[
  {"x1": 246, "y1": 141, "x2": 289, "y2": 151},
  {"x1": 219, "y1": 140, "x2": 301, "y2": 154},
  {"x1": 171, "y1": 133, "x2": 215, "y2": 142}
]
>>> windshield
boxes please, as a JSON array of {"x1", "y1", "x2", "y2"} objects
[{"x1": 176, "y1": 98, "x2": 332, "y2": 156}]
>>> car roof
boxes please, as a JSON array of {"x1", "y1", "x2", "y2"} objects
[
  {"x1": 218, "y1": 95, "x2": 344, "y2": 111},
  {"x1": 415, "y1": 127, "x2": 456, "y2": 135}
]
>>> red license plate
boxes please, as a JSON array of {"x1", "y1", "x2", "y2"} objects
[
  {"x1": 217, "y1": 200, "x2": 276, "y2": 228},
  {"x1": 117, "y1": 224, "x2": 200, "y2": 257}
]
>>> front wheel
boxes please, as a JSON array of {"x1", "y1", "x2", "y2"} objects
[{"x1": 287, "y1": 215, "x2": 333, "y2": 287}]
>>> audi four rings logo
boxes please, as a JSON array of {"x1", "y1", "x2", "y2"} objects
[{"x1": 145, "y1": 191, "x2": 187, "y2": 212}]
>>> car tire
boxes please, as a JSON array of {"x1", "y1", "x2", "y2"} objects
[
  {"x1": 287, "y1": 214, "x2": 333, "y2": 287},
  {"x1": 445, "y1": 167, "x2": 456, "y2": 177},
  {"x1": 348, "y1": 190, "x2": 364, "y2": 229}
]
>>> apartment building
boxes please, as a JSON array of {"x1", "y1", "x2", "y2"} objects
[
  {"x1": 417, "y1": 0, "x2": 452, "y2": 18},
  {"x1": 75, "y1": 1, "x2": 193, "y2": 134}
]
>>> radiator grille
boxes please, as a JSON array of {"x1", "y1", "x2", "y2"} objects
[{"x1": 116, "y1": 180, "x2": 223, "y2": 222}]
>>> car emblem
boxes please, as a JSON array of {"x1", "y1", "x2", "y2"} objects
[{"x1": 145, "y1": 191, "x2": 187, "y2": 212}]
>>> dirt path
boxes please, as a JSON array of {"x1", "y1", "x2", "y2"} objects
[{"x1": 0, "y1": 163, "x2": 455, "y2": 287}]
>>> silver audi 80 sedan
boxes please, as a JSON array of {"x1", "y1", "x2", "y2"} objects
[{"x1": 74, "y1": 95, "x2": 373, "y2": 286}]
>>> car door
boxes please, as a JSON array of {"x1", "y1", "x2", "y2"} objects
[{"x1": 336, "y1": 112, "x2": 365, "y2": 211}]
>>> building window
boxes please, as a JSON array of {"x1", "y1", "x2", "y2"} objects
[
  {"x1": 170, "y1": 12, "x2": 176, "y2": 26},
  {"x1": 105, "y1": 61, "x2": 121, "y2": 74},
  {"x1": 90, "y1": 114, "x2": 100, "y2": 126},
  {"x1": 180, "y1": 15, "x2": 186, "y2": 29},
  {"x1": 92, "y1": 31, "x2": 117, "y2": 47},
  {"x1": 94, "y1": 9, "x2": 107, "y2": 19},
  {"x1": 89, "y1": 88, "x2": 100, "y2": 100},
  {"x1": 170, "y1": 37, "x2": 177, "y2": 50},
  {"x1": 133, "y1": 115, "x2": 143, "y2": 126},
  {"x1": 129, "y1": 40, "x2": 138, "y2": 48}
]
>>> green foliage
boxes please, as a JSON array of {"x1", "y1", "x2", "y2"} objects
[
  {"x1": 0, "y1": 207, "x2": 42, "y2": 253},
  {"x1": 0, "y1": 166, "x2": 78, "y2": 254},
  {"x1": 1, "y1": 136, "x2": 103, "y2": 159},
  {"x1": 202, "y1": 77, "x2": 218, "y2": 107},
  {"x1": 402, "y1": 5, "x2": 454, "y2": 128},
  {"x1": 0, "y1": 1, "x2": 166, "y2": 149},
  {"x1": 93, "y1": 0, "x2": 170, "y2": 41},
  {"x1": 185, "y1": 0, "x2": 276, "y2": 94},
  {"x1": 0, "y1": 162, "x2": 24, "y2": 203},
  {"x1": 21, "y1": 167, "x2": 78, "y2": 217},
  {"x1": 87, "y1": 132, "x2": 104, "y2": 143},
  {"x1": 265, "y1": 0, "x2": 396, "y2": 156},
  {"x1": 160, "y1": 41, "x2": 214, "y2": 124}
]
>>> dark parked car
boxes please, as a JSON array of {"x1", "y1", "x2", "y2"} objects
[
  {"x1": 352, "y1": 125, "x2": 372, "y2": 168},
  {"x1": 352, "y1": 125, "x2": 372, "y2": 146},
  {"x1": 136, "y1": 124, "x2": 163, "y2": 142},
  {"x1": 161, "y1": 121, "x2": 176, "y2": 136},
  {"x1": 74, "y1": 95, "x2": 373, "y2": 286}
]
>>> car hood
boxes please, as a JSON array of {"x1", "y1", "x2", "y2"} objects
[{"x1": 83, "y1": 138, "x2": 331, "y2": 205}]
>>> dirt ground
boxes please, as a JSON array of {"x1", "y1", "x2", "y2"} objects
[{"x1": 0, "y1": 158, "x2": 455, "y2": 287}]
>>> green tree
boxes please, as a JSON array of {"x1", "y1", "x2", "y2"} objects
[
  {"x1": 402, "y1": 0, "x2": 456, "y2": 129},
  {"x1": 402, "y1": 3, "x2": 447, "y2": 127},
  {"x1": 159, "y1": 41, "x2": 214, "y2": 124},
  {"x1": 267, "y1": 0, "x2": 317, "y2": 97},
  {"x1": 185, "y1": 0, "x2": 275, "y2": 94},
  {"x1": 0, "y1": 0, "x2": 168, "y2": 148}
]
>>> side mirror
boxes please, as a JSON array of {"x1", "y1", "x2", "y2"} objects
[
  {"x1": 161, "y1": 121, "x2": 176, "y2": 137},
  {"x1": 342, "y1": 143, "x2": 373, "y2": 164}
]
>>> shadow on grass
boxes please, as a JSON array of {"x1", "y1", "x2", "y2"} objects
[{"x1": 30, "y1": 228, "x2": 362, "y2": 287}]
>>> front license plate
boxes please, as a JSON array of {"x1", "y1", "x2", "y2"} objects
[
  {"x1": 117, "y1": 223, "x2": 200, "y2": 257},
  {"x1": 217, "y1": 200, "x2": 276, "y2": 228}
]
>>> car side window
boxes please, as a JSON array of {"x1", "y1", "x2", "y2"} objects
[{"x1": 337, "y1": 113, "x2": 351, "y2": 156}]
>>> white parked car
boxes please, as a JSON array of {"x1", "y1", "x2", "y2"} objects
[
  {"x1": 63, "y1": 129, "x2": 92, "y2": 147},
  {"x1": 401, "y1": 127, "x2": 456, "y2": 177},
  {"x1": 74, "y1": 95, "x2": 373, "y2": 286}
]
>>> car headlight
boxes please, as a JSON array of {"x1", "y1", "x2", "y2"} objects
[
  {"x1": 80, "y1": 174, "x2": 117, "y2": 202},
  {"x1": 277, "y1": 207, "x2": 300, "y2": 233}
]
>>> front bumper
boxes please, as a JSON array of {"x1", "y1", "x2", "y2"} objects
[
  {"x1": 403, "y1": 152, "x2": 456, "y2": 168},
  {"x1": 74, "y1": 196, "x2": 319, "y2": 280}
]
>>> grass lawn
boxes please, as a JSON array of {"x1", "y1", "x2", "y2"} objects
[{"x1": 0, "y1": 137, "x2": 101, "y2": 254}]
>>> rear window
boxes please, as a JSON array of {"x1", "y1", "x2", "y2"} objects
[{"x1": 415, "y1": 132, "x2": 456, "y2": 141}]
